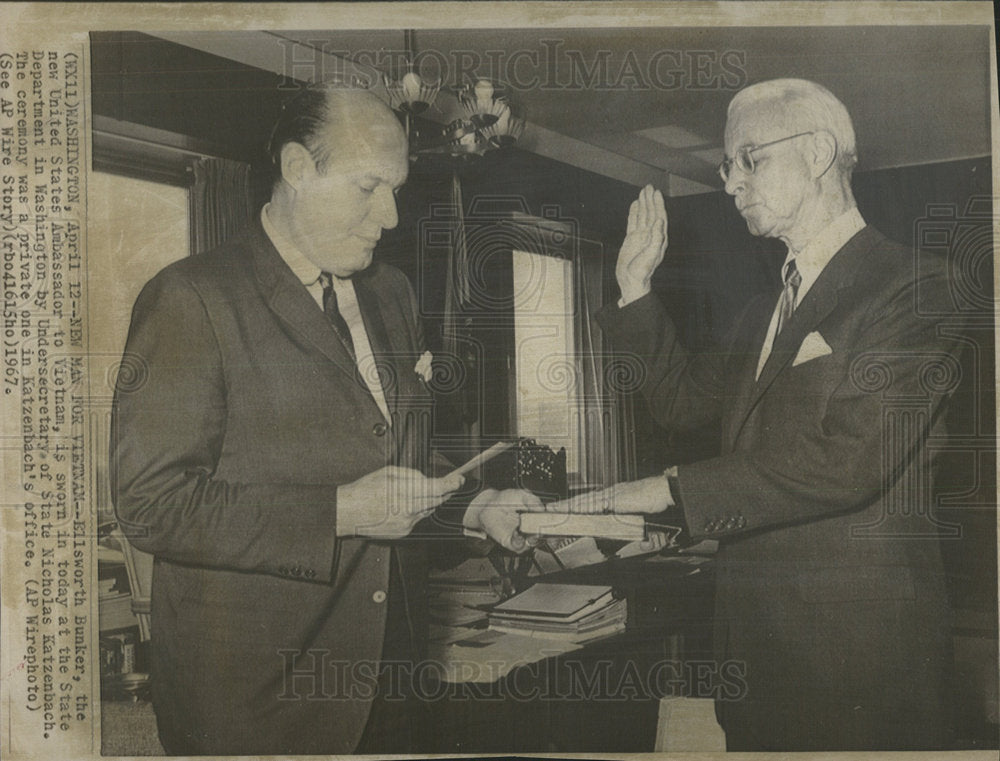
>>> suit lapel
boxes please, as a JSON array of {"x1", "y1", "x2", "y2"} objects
[
  {"x1": 753, "y1": 283, "x2": 837, "y2": 394},
  {"x1": 246, "y1": 223, "x2": 366, "y2": 385},
  {"x1": 723, "y1": 297, "x2": 774, "y2": 451},
  {"x1": 246, "y1": 223, "x2": 421, "y2": 466},
  {"x1": 727, "y1": 226, "x2": 876, "y2": 446},
  {"x1": 355, "y1": 270, "x2": 431, "y2": 468},
  {"x1": 353, "y1": 272, "x2": 400, "y2": 418}
]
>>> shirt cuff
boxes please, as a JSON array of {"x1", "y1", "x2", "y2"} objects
[{"x1": 618, "y1": 288, "x2": 653, "y2": 309}]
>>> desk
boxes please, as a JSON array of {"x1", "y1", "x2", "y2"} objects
[{"x1": 422, "y1": 553, "x2": 716, "y2": 754}]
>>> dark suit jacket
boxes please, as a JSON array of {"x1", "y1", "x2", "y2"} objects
[
  {"x1": 110, "y1": 222, "x2": 453, "y2": 754},
  {"x1": 598, "y1": 226, "x2": 960, "y2": 751}
]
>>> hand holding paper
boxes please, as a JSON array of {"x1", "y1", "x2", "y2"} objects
[
  {"x1": 447, "y1": 441, "x2": 514, "y2": 479},
  {"x1": 336, "y1": 466, "x2": 463, "y2": 538}
]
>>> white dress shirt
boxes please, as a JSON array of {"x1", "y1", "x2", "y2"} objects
[
  {"x1": 261, "y1": 205, "x2": 392, "y2": 422},
  {"x1": 755, "y1": 207, "x2": 866, "y2": 379}
]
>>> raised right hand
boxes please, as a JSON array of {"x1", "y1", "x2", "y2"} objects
[
  {"x1": 336, "y1": 466, "x2": 463, "y2": 539},
  {"x1": 616, "y1": 184, "x2": 668, "y2": 305}
]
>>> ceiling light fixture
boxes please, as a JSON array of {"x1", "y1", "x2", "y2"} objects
[{"x1": 382, "y1": 30, "x2": 525, "y2": 159}]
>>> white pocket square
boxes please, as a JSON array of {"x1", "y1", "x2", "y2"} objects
[{"x1": 793, "y1": 331, "x2": 833, "y2": 366}]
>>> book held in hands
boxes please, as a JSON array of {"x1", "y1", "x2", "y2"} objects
[{"x1": 519, "y1": 512, "x2": 646, "y2": 541}]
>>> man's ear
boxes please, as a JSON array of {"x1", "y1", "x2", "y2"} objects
[
  {"x1": 279, "y1": 142, "x2": 315, "y2": 191},
  {"x1": 810, "y1": 130, "x2": 838, "y2": 178}
]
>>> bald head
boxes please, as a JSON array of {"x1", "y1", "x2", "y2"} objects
[
  {"x1": 267, "y1": 85, "x2": 406, "y2": 187},
  {"x1": 312, "y1": 89, "x2": 406, "y2": 174}
]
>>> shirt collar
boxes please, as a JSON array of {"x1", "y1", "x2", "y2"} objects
[
  {"x1": 785, "y1": 206, "x2": 866, "y2": 301},
  {"x1": 260, "y1": 204, "x2": 323, "y2": 287}
]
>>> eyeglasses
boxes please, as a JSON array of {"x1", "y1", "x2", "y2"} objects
[{"x1": 718, "y1": 131, "x2": 815, "y2": 182}]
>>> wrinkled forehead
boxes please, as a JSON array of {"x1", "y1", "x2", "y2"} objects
[{"x1": 724, "y1": 101, "x2": 791, "y2": 153}]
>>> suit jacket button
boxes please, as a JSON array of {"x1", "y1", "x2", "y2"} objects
[
  {"x1": 726, "y1": 517, "x2": 738, "y2": 529},
  {"x1": 291, "y1": 566, "x2": 302, "y2": 577},
  {"x1": 278, "y1": 565, "x2": 288, "y2": 575},
  {"x1": 305, "y1": 569, "x2": 316, "y2": 579},
  {"x1": 372, "y1": 590, "x2": 387, "y2": 604},
  {"x1": 372, "y1": 422, "x2": 388, "y2": 437}
]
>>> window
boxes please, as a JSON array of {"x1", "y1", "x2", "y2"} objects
[
  {"x1": 89, "y1": 171, "x2": 189, "y2": 523},
  {"x1": 88, "y1": 172, "x2": 190, "y2": 362},
  {"x1": 512, "y1": 249, "x2": 583, "y2": 482}
]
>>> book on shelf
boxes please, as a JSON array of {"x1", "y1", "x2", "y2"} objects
[{"x1": 519, "y1": 512, "x2": 646, "y2": 540}]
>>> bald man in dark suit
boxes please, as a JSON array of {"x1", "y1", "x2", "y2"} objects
[{"x1": 111, "y1": 86, "x2": 536, "y2": 755}]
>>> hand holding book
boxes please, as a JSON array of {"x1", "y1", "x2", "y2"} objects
[
  {"x1": 456, "y1": 446, "x2": 683, "y2": 545},
  {"x1": 464, "y1": 487, "x2": 544, "y2": 552},
  {"x1": 516, "y1": 475, "x2": 683, "y2": 541}
]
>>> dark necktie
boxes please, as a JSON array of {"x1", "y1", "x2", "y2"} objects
[
  {"x1": 775, "y1": 258, "x2": 802, "y2": 337},
  {"x1": 319, "y1": 272, "x2": 355, "y2": 356}
]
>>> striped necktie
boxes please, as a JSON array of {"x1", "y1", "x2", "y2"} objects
[{"x1": 775, "y1": 258, "x2": 801, "y2": 337}]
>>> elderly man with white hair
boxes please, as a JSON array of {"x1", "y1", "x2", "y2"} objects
[{"x1": 563, "y1": 78, "x2": 961, "y2": 751}]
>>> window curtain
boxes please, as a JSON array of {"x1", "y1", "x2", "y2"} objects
[
  {"x1": 442, "y1": 171, "x2": 480, "y2": 452},
  {"x1": 575, "y1": 239, "x2": 628, "y2": 488},
  {"x1": 188, "y1": 157, "x2": 254, "y2": 255}
]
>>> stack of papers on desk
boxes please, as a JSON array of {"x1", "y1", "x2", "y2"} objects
[{"x1": 488, "y1": 583, "x2": 626, "y2": 643}]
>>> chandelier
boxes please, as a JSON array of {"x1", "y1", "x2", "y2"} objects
[{"x1": 383, "y1": 32, "x2": 525, "y2": 158}]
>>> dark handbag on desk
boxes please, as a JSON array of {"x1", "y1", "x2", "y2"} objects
[{"x1": 480, "y1": 437, "x2": 568, "y2": 504}]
